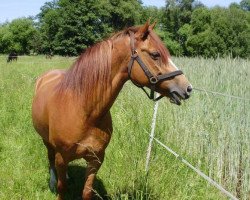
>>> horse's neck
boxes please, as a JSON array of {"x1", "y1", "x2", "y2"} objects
[
  {"x1": 86, "y1": 39, "x2": 130, "y2": 121},
  {"x1": 92, "y1": 67, "x2": 128, "y2": 121}
]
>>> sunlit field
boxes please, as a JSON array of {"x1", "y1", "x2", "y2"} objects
[{"x1": 0, "y1": 55, "x2": 249, "y2": 199}]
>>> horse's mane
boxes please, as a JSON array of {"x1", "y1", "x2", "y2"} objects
[
  {"x1": 58, "y1": 39, "x2": 112, "y2": 103},
  {"x1": 147, "y1": 30, "x2": 170, "y2": 64},
  {"x1": 58, "y1": 25, "x2": 170, "y2": 103}
]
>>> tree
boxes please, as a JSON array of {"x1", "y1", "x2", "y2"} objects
[
  {"x1": 190, "y1": 7, "x2": 210, "y2": 34},
  {"x1": 161, "y1": 0, "x2": 203, "y2": 55},
  {"x1": 9, "y1": 18, "x2": 40, "y2": 54},
  {"x1": 156, "y1": 28, "x2": 183, "y2": 55},
  {"x1": 140, "y1": 6, "x2": 164, "y2": 25},
  {"x1": 0, "y1": 18, "x2": 39, "y2": 54},
  {"x1": 229, "y1": 3, "x2": 241, "y2": 9},
  {"x1": 163, "y1": 0, "x2": 196, "y2": 36},
  {"x1": 240, "y1": 0, "x2": 250, "y2": 11},
  {"x1": 108, "y1": 0, "x2": 142, "y2": 30},
  {"x1": 185, "y1": 6, "x2": 250, "y2": 58},
  {"x1": 38, "y1": 0, "x2": 144, "y2": 56},
  {"x1": 210, "y1": 7, "x2": 250, "y2": 57},
  {"x1": 186, "y1": 29, "x2": 226, "y2": 57},
  {"x1": 0, "y1": 25, "x2": 13, "y2": 53},
  {"x1": 38, "y1": 0, "x2": 62, "y2": 54}
]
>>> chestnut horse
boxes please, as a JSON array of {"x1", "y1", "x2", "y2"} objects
[{"x1": 32, "y1": 22, "x2": 192, "y2": 200}]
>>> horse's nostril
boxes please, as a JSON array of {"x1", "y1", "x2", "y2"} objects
[{"x1": 187, "y1": 85, "x2": 192, "y2": 93}]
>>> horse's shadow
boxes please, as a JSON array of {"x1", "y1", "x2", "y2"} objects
[
  {"x1": 64, "y1": 165, "x2": 109, "y2": 200},
  {"x1": 52, "y1": 165, "x2": 154, "y2": 200}
]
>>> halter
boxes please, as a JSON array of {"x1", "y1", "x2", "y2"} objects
[{"x1": 127, "y1": 31, "x2": 183, "y2": 101}]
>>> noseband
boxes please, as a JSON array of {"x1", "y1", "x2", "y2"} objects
[{"x1": 127, "y1": 31, "x2": 183, "y2": 101}]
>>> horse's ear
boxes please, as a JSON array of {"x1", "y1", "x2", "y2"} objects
[
  {"x1": 149, "y1": 21, "x2": 157, "y2": 30},
  {"x1": 136, "y1": 21, "x2": 150, "y2": 40}
]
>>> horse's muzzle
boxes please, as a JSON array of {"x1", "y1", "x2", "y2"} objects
[{"x1": 169, "y1": 85, "x2": 192, "y2": 105}]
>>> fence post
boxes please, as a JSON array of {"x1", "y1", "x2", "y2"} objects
[{"x1": 145, "y1": 93, "x2": 160, "y2": 173}]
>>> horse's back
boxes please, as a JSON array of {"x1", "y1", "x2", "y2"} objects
[{"x1": 34, "y1": 69, "x2": 65, "y2": 94}]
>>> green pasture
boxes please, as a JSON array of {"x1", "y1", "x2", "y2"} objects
[{"x1": 0, "y1": 55, "x2": 249, "y2": 199}]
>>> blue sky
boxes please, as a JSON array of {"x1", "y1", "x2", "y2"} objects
[{"x1": 0, "y1": 0, "x2": 242, "y2": 23}]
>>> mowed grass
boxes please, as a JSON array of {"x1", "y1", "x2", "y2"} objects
[{"x1": 0, "y1": 55, "x2": 249, "y2": 200}]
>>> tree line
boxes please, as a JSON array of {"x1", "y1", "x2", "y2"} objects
[{"x1": 0, "y1": 0, "x2": 249, "y2": 58}]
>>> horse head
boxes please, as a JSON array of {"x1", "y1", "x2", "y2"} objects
[{"x1": 126, "y1": 21, "x2": 192, "y2": 105}]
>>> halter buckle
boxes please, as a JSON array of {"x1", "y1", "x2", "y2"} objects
[{"x1": 149, "y1": 77, "x2": 158, "y2": 84}]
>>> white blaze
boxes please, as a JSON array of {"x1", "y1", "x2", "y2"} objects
[
  {"x1": 168, "y1": 58, "x2": 179, "y2": 70},
  {"x1": 168, "y1": 58, "x2": 193, "y2": 89}
]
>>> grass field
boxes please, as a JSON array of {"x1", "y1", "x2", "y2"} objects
[{"x1": 0, "y1": 55, "x2": 249, "y2": 200}]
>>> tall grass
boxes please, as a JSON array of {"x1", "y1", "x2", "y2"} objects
[
  {"x1": 167, "y1": 57, "x2": 250, "y2": 199},
  {"x1": 0, "y1": 55, "x2": 249, "y2": 199}
]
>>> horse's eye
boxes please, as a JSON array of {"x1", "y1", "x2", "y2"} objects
[{"x1": 150, "y1": 51, "x2": 160, "y2": 60}]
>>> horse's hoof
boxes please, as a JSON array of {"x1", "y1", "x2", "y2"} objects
[
  {"x1": 49, "y1": 168, "x2": 57, "y2": 193},
  {"x1": 49, "y1": 180, "x2": 57, "y2": 193}
]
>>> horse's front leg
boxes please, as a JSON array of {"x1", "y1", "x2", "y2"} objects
[
  {"x1": 82, "y1": 152, "x2": 104, "y2": 200},
  {"x1": 43, "y1": 140, "x2": 57, "y2": 192},
  {"x1": 55, "y1": 152, "x2": 68, "y2": 200}
]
